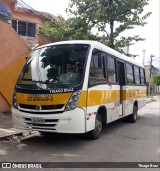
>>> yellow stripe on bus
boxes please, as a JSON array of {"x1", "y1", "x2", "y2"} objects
[
  {"x1": 78, "y1": 89, "x2": 146, "y2": 108},
  {"x1": 16, "y1": 92, "x2": 72, "y2": 105},
  {"x1": 123, "y1": 89, "x2": 146, "y2": 100},
  {"x1": 16, "y1": 89, "x2": 146, "y2": 108}
]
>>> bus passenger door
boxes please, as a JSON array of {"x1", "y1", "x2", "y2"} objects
[{"x1": 117, "y1": 61, "x2": 125, "y2": 116}]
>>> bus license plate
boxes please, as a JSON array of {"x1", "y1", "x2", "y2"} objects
[{"x1": 31, "y1": 117, "x2": 45, "y2": 124}]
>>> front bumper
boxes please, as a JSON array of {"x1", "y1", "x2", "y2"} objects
[{"x1": 12, "y1": 107, "x2": 86, "y2": 133}]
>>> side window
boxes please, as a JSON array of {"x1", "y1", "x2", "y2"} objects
[
  {"x1": 106, "y1": 55, "x2": 117, "y2": 83},
  {"x1": 89, "y1": 50, "x2": 105, "y2": 86},
  {"x1": 12, "y1": 20, "x2": 17, "y2": 32},
  {"x1": 126, "y1": 63, "x2": 134, "y2": 84},
  {"x1": 18, "y1": 21, "x2": 27, "y2": 36},
  {"x1": 140, "y1": 68, "x2": 146, "y2": 84},
  {"x1": 134, "y1": 66, "x2": 140, "y2": 84}
]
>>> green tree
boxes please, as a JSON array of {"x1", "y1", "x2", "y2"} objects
[
  {"x1": 153, "y1": 75, "x2": 160, "y2": 86},
  {"x1": 40, "y1": 15, "x2": 97, "y2": 41},
  {"x1": 41, "y1": 0, "x2": 151, "y2": 57},
  {"x1": 68, "y1": 0, "x2": 151, "y2": 56}
]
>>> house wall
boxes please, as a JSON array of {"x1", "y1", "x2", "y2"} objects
[
  {"x1": 0, "y1": 0, "x2": 15, "y2": 12},
  {"x1": 0, "y1": 21, "x2": 29, "y2": 69},
  {"x1": 12, "y1": 10, "x2": 45, "y2": 32},
  {"x1": 0, "y1": 94, "x2": 10, "y2": 112},
  {"x1": 0, "y1": 0, "x2": 53, "y2": 112},
  {"x1": 145, "y1": 65, "x2": 160, "y2": 95},
  {"x1": 0, "y1": 20, "x2": 30, "y2": 112}
]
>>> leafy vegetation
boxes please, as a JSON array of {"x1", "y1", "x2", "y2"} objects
[
  {"x1": 153, "y1": 75, "x2": 160, "y2": 86},
  {"x1": 40, "y1": 0, "x2": 151, "y2": 57},
  {"x1": 40, "y1": 16, "x2": 97, "y2": 41}
]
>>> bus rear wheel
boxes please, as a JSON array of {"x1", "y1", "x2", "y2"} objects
[
  {"x1": 127, "y1": 105, "x2": 138, "y2": 123},
  {"x1": 87, "y1": 114, "x2": 102, "y2": 140}
]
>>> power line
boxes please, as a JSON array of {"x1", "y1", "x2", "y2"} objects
[
  {"x1": 11, "y1": 0, "x2": 55, "y2": 23},
  {"x1": 18, "y1": 0, "x2": 47, "y2": 21}
]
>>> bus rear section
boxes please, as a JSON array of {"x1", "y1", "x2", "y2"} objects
[
  {"x1": 12, "y1": 43, "x2": 90, "y2": 134},
  {"x1": 83, "y1": 47, "x2": 146, "y2": 139}
]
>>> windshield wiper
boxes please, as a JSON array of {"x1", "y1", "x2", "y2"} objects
[
  {"x1": 16, "y1": 84, "x2": 45, "y2": 90},
  {"x1": 20, "y1": 79, "x2": 77, "y2": 88},
  {"x1": 32, "y1": 80, "x2": 52, "y2": 84},
  {"x1": 22, "y1": 79, "x2": 52, "y2": 84}
]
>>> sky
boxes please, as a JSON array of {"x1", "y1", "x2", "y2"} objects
[{"x1": 22, "y1": 0, "x2": 160, "y2": 69}]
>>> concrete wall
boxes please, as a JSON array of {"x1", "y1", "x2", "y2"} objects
[
  {"x1": 38, "y1": 33, "x2": 52, "y2": 45},
  {"x1": 0, "y1": 20, "x2": 30, "y2": 112},
  {"x1": 12, "y1": 10, "x2": 45, "y2": 28},
  {"x1": 0, "y1": 93, "x2": 10, "y2": 112},
  {"x1": 0, "y1": 21, "x2": 29, "y2": 69},
  {"x1": 0, "y1": 0, "x2": 15, "y2": 13},
  {"x1": 0, "y1": 0, "x2": 53, "y2": 112}
]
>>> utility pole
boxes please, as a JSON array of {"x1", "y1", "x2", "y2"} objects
[
  {"x1": 148, "y1": 54, "x2": 155, "y2": 96},
  {"x1": 142, "y1": 49, "x2": 146, "y2": 66},
  {"x1": 127, "y1": 41, "x2": 129, "y2": 56}
]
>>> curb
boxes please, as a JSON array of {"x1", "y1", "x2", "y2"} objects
[
  {"x1": 147, "y1": 95, "x2": 159, "y2": 104},
  {"x1": 0, "y1": 128, "x2": 23, "y2": 141}
]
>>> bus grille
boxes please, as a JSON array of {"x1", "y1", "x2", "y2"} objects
[
  {"x1": 19, "y1": 104, "x2": 64, "y2": 110},
  {"x1": 24, "y1": 118, "x2": 59, "y2": 130}
]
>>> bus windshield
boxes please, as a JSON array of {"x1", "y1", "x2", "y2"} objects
[{"x1": 17, "y1": 44, "x2": 90, "y2": 89}]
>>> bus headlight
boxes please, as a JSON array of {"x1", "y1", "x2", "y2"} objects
[
  {"x1": 72, "y1": 95, "x2": 79, "y2": 102},
  {"x1": 68, "y1": 102, "x2": 76, "y2": 110},
  {"x1": 12, "y1": 90, "x2": 18, "y2": 109},
  {"x1": 65, "y1": 91, "x2": 81, "y2": 111}
]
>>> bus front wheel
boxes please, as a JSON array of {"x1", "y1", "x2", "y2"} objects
[
  {"x1": 39, "y1": 132, "x2": 55, "y2": 137},
  {"x1": 87, "y1": 114, "x2": 102, "y2": 140}
]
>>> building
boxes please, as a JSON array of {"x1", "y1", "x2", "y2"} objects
[
  {"x1": 0, "y1": 0, "x2": 56, "y2": 112},
  {"x1": 145, "y1": 65, "x2": 160, "y2": 95},
  {"x1": 0, "y1": 0, "x2": 57, "y2": 49}
]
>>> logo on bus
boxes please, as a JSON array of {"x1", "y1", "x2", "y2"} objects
[{"x1": 35, "y1": 105, "x2": 41, "y2": 111}]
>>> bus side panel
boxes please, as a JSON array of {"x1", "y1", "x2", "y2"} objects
[
  {"x1": 85, "y1": 85, "x2": 121, "y2": 132},
  {"x1": 123, "y1": 86, "x2": 147, "y2": 116}
]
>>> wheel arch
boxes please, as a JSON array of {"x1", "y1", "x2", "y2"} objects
[
  {"x1": 134, "y1": 100, "x2": 138, "y2": 110},
  {"x1": 97, "y1": 105, "x2": 107, "y2": 124}
]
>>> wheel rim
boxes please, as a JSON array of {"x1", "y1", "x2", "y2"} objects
[
  {"x1": 134, "y1": 107, "x2": 137, "y2": 120},
  {"x1": 95, "y1": 119, "x2": 102, "y2": 135}
]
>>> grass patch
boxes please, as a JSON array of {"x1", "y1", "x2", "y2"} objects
[{"x1": 147, "y1": 99, "x2": 157, "y2": 103}]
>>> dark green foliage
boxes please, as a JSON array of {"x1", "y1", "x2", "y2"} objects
[
  {"x1": 153, "y1": 75, "x2": 160, "y2": 86},
  {"x1": 40, "y1": 0, "x2": 151, "y2": 57},
  {"x1": 40, "y1": 15, "x2": 97, "y2": 41}
]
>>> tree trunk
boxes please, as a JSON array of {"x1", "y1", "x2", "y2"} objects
[
  {"x1": 110, "y1": 19, "x2": 114, "y2": 49},
  {"x1": 109, "y1": 0, "x2": 114, "y2": 49}
]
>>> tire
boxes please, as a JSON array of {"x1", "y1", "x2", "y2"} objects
[
  {"x1": 39, "y1": 132, "x2": 54, "y2": 137},
  {"x1": 127, "y1": 105, "x2": 138, "y2": 123},
  {"x1": 87, "y1": 114, "x2": 102, "y2": 140}
]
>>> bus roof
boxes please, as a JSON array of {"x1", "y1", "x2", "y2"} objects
[{"x1": 37, "y1": 40, "x2": 144, "y2": 68}]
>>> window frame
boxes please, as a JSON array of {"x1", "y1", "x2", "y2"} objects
[
  {"x1": 105, "y1": 53, "x2": 118, "y2": 84},
  {"x1": 125, "y1": 62, "x2": 147, "y2": 86},
  {"x1": 140, "y1": 67, "x2": 146, "y2": 85},
  {"x1": 88, "y1": 48, "x2": 146, "y2": 87},
  {"x1": 12, "y1": 19, "x2": 36, "y2": 37},
  {"x1": 134, "y1": 66, "x2": 141, "y2": 85},
  {"x1": 88, "y1": 49, "x2": 107, "y2": 87},
  {"x1": 126, "y1": 62, "x2": 135, "y2": 85}
]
